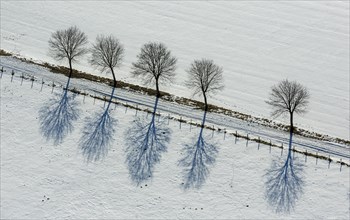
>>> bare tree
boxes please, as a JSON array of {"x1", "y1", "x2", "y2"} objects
[
  {"x1": 48, "y1": 26, "x2": 88, "y2": 87},
  {"x1": 90, "y1": 35, "x2": 124, "y2": 90},
  {"x1": 77, "y1": 35, "x2": 124, "y2": 162},
  {"x1": 179, "y1": 59, "x2": 223, "y2": 189},
  {"x1": 264, "y1": 83, "x2": 308, "y2": 213},
  {"x1": 186, "y1": 59, "x2": 224, "y2": 112},
  {"x1": 132, "y1": 42, "x2": 177, "y2": 97},
  {"x1": 266, "y1": 79, "x2": 310, "y2": 133}
]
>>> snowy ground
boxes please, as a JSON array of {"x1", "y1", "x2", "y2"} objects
[
  {"x1": 1, "y1": 1, "x2": 349, "y2": 219},
  {"x1": 1, "y1": 64, "x2": 349, "y2": 219},
  {"x1": 1, "y1": 0, "x2": 349, "y2": 139},
  {"x1": 1, "y1": 56, "x2": 349, "y2": 161}
]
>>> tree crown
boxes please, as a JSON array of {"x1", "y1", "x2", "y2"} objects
[
  {"x1": 48, "y1": 26, "x2": 88, "y2": 62},
  {"x1": 266, "y1": 79, "x2": 310, "y2": 117},
  {"x1": 90, "y1": 35, "x2": 124, "y2": 73},
  {"x1": 186, "y1": 58, "x2": 224, "y2": 97},
  {"x1": 132, "y1": 42, "x2": 177, "y2": 85}
]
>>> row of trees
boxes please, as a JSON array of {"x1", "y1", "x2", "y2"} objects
[
  {"x1": 48, "y1": 26, "x2": 223, "y2": 112},
  {"x1": 48, "y1": 26, "x2": 310, "y2": 138},
  {"x1": 46, "y1": 26, "x2": 310, "y2": 204}
]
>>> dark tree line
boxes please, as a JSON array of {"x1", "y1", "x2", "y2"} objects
[{"x1": 47, "y1": 26, "x2": 310, "y2": 130}]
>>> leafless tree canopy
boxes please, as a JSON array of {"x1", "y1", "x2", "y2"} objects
[
  {"x1": 48, "y1": 26, "x2": 88, "y2": 64},
  {"x1": 132, "y1": 42, "x2": 177, "y2": 94},
  {"x1": 186, "y1": 59, "x2": 224, "y2": 97},
  {"x1": 266, "y1": 79, "x2": 309, "y2": 117},
  {"x1": 90, "y1": 35, "x2": 124, "y2": 76},
  {"x1": 267, "y1": 79, "x2": 309, "y2": 132}
]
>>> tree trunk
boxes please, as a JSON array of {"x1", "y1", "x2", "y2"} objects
[
  {"x1": 155, "y1": 78, "x2": 160, "y2": 98},
  {"x1": 290, "y1": 112, "x2": 294, "y2": 133},
  {"x1": 68, "y1": 59, "x2": 73, "y2": 79},
  {"x1": 201, "y1": 91, "x2": 208, "y2": 128},
  {"x1": 288, "y1": 112, "x2": 294, "y2": 152},
  {"x1": 111, "y1": 68, "x2": 117, "y2": 90},
  {"x1": 106, "y1": 68, "x2": 117, "y2": 109},
  {"x1": 65, "y1": 59, "x2": 73, "y2": 90},
  {"x1": 203, "y1": 92, "x2": 208, "y2": 112}
]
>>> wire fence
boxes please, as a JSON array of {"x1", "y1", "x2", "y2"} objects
[{"x1": 0, "y1": 67, "x2": 348, "y2": 171}]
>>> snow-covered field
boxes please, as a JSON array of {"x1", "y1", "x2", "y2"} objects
[
  {"x1": 1, "y1": 71, "x2": 349, "y2": 219},
  {"x1": 1, "y1": 0, "x2": 349, "y2": 140},
  {"x1": 1, "y1": 1, "x2": 349, "y2": 219}
]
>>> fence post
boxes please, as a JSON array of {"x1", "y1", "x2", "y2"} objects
[
  {"x1": 11, "y1": 70, "x2": 14, "y2": 82},
  {"x1": 51, "y1": 82, "x2": 55, "y2": 93},
  {"x1": 40, "y1": 79, "x2": 44, "y2": 92},
  {"x1": 212, "y1": 125, "x2": 214, "y2": 137},
  {"x1": 293, "y1": 146, "x2": 295, "y2": 159},
  {"x1": 21, "y1": 73, "x2": 24, "y2": 85},
  {"x1": 305, "y1": 150, "x2": 307, "y2": 162},
  {"x1": 180, "y1": 117, "x2": 182, "y2": 129},
  {"x1": 135, "y1": 105, "x2": 138, "y2": 116},
  {"x1": 31, "y1": 76, "x2": 34, "y2": 88},
  {"x1": 0, "y1": 66, "x2": 3, "y2": 78},
  {"x1": 246, "y1": 134, "x2": 249, "y2": 147},
  {"x1": 235, "y1": 131, "x2": 238, "y2": 144},
  {"x1": 257, "y1": 136, "x2": 260, "y2": 150},
  {"x1": 328, "y1": 155, "x2": 331, "y2": 168},
  {"x1": 281, "y1": 143, "x2": 283, "y2": 156},
  {"x1": 125, "y1": 105, "x2": 128, "y2": 113}
]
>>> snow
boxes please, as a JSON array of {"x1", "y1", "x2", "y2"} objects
[
  {"x1": 1, "y1": 1, "x2": 349, "y2": 218},
  {"x1": 2, "y1": 56, "x2": 349, "y2": 161},
  {"x1": 1, "y1": 1, "x2": 349, "y2": 139},
  {"x1": 1, "y1": 67, "x2": 349, "y2": 219}
]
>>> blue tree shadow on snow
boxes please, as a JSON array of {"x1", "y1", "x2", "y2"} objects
[
  {"x1": 264, "y1": 131, "x2": 305, "y2": 213},
  {"x1": 39, "y1": 80, "x2": 79, "y2": 145},
  {"x1": 79, "y1": 86, "x2": 117, "y2": 162},
  {"x1": 124, "y1": 97, "x2": 171, "y2": 186},
  {"x1": 179, "y1": 110, "x2": 218, "y2": 189}
]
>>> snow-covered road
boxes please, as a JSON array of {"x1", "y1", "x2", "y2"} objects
[{"x1": 1, "y1": 56, "x2": 349, "y2": 161}]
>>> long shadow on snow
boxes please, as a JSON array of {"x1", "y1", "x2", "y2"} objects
[
  {"x1": 79, "y1": 86, "x2": 117, "y2": 162},
  {"x1": 179, "y1": 110, "x2": 219, "y2": 189},
  {"x1": 124, "y1": 97, "x2": 171, "y2": 186},
  {"x1": 264, "y1": 131, "x2": 305, "y2": 213},
  {"x1": 39, "y1": 82, "x2": 79, "y2": 145}
]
